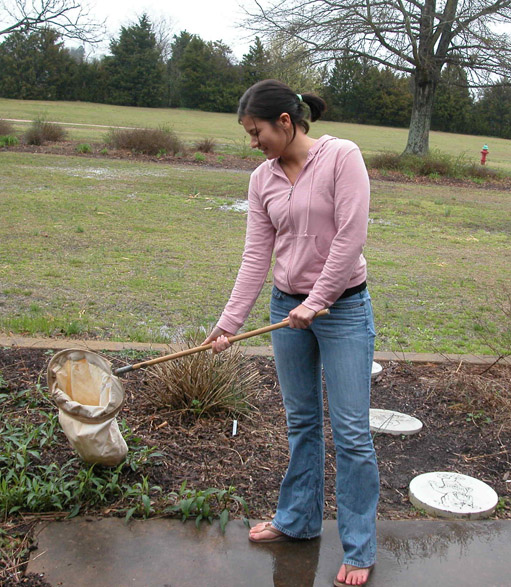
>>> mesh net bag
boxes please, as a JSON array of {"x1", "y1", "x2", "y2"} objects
[{"x1": 47, "y1": 349, "x2": 128, "y2": 466}]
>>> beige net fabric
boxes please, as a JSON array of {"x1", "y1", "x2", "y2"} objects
[{"x1": 47, "y1": 349, "x2": 128, "y2": 466}]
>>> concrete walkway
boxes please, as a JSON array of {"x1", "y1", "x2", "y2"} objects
[
  {"x1": 28, "y1": 518, "x2": 510, "y2": 586},
  {"x1": 1, "y1": 335, "x2": 509, "y2": 365}
]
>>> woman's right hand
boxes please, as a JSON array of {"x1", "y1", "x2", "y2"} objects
[{"x1": 202, "y1": 326, "x2": 234, "y2": 354}]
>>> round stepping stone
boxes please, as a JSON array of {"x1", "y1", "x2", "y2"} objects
[
  {"x1": 371, "y1": 361, "x2": 383, "y2": 379},
  {"x1": 409, "y1": 472, "x2": 498, "y2": 519},
  {"x1": 370, "y1": 408, "x2": 423, "y2": 435}
]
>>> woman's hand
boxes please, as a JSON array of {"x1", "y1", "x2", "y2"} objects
[
  {"x1": 202, "y1": 327, "x2": 234, "y2": 354},
  {"x1": 288, "y1": 304, "x2": 317, "y2": 329}
]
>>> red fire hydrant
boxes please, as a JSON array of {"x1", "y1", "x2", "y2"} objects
[{"x1": 480, "y1": 144, "x2": 489, "y2": 165}]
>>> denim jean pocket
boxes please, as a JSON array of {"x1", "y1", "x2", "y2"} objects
[
  {"x1": 271, "y1": 285, "x2": 285, "y2": 300},
  {"x1": 332, "y1": 296, "x2": 365, "y2": 311}
]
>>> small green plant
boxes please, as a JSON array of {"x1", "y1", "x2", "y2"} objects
[
  {"x1": 0, "y1": 135, "x2": 19, "y2": 147},
  {"x1": 100, "y1": 147, "x2": 109, "y2": 155},
  {"x1": 76, "y1": 143, "x2": 92, "y2": 154},
  {"x1": 465, "y1": 410, "x2": 492, "y2": 426},
  {"x1": 217, "y1": 155, "x2": 225, "y2": 163},
  {"x1": 157, "y1": 148, "x2": 167, "y2": 158},
  {"x1": 166, "y1": 481, "x2": 249, "y2": 533},
  {"x1": 194, "y1": 151, "x2": 206, "y2": 162},
  {"x1": 76, "y1": 225, "x2": 84, "y2": 233}
]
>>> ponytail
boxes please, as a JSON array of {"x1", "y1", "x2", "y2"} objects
[{"x1": 238, "y1": 79, "x2": 327, "y2": 135}]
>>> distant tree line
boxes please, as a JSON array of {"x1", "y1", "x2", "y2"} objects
[{"x1": 1, "y1": 14, "x2": 510, "y2": 140}]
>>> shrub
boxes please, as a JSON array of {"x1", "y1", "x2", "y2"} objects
[
  {"x1": 107, "y1": 126, "x2": 184, "y2": 156},
  {"x1": 195, "y1": 137, "x2": 216, "y2": 153},
  {"x1": 0, "y1": 119, "x2": 14, "y2": 136},
  {"x1": 369, "y1": 151, "x2": 402, "y2": 171},
  {"x1": 141, "y1": 331, "x2": 261, "y2": 417},
  {"x1": 194, "y1": 152, "x2": 206, "y2": 162},
  {"x1": 24, "y1": 117, "x2": 67, "y2": 145},
  {"x1": 462, "y1": 163, "x2": 500, "y2": 180},
  {"x1": 369, "y1": 149, "x2": 505, "y2": 182}
]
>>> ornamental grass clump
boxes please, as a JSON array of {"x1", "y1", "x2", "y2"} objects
[
  {"x1": 24, "y1": 117, "x2": 67, "y2": 145},
  {"x1": 141, "y1": 331, "x2": 261, "y2": 418},
  {"x1": 107, "y1": 126, "x2": 184, "y2": 156},
  {"x1": 194, "y1": 137, "x2": 216, "y2": 153}
]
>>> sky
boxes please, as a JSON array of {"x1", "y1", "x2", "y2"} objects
[{"x1": 87, "y1": 0, "x2": 256, "y2": 60}]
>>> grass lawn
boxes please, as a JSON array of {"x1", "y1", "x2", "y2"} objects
[
  {"x1": 2, "y1": 97, "x2": 511, "y2": 173},
  {"x1": 1, "y1": 150, "x2": 509, "y2": 354}
]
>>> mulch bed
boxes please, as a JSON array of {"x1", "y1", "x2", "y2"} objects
[
  {"x1": 1, "y1": 347, "x2": 509, "y2": 520},
  {"x1": 5, "y1": 142, "x2": 511, "y2": 190},
  {"x1": 1, "y1": 346, "x2": 510, "y2": 585}
]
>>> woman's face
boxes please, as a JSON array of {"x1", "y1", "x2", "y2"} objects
[{"x1": 240, "y1": 115, "x2": 292, "y2": 159}]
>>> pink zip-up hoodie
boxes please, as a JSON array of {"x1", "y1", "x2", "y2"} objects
[{"x1": 217, "y1": 135, "x2": 370, "y2": 334}]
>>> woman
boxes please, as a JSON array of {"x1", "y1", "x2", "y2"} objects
[{"x1": 204, "y1": 79, "x2": 379, "y2": 586}]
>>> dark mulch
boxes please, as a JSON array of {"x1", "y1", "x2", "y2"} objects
[
  {"x1": 4, "y1": 141, "x2": 511, "y2": 191},
  {"x1": 1, "y1": 346, "x2": 510, "y2": 585}
]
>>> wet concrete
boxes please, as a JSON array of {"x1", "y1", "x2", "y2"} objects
[{"x1": 28, "y1": 518, "x2": 511, "y2": 586}]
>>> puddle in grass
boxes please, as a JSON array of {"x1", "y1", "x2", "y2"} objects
[{"x1": 220, "y1": 200, "x2": 249, "y2": 213}]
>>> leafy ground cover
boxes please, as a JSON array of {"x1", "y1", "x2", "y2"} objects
[{"x1": 0, "y1": 346, "x2": 510, "y2": 585}]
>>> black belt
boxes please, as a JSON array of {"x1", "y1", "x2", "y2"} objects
[{"x1": 287, "y1": 281, "x2": 367, "y2": 302}]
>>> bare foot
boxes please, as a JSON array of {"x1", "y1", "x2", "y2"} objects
[
  {"x1": 335, "y1": 564, "x2": 373, "y2": 585},
  {"x1": 249, "y1": 521, "x2": 289, "y2": 543}
]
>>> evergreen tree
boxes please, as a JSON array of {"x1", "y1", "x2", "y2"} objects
[
  {"x1": 178, "y1": 36, "x2": 242, "y2": 112},
  {"x1": 323, "y1": 55, "x2": 412, "y2": 127},
  {"x1": 472, "y1": 79, "x2": 511, "y2": 139},
  {"x1": 167, "y1": 31, "x2": 194, "y2": 108},
  {"x1": 241, "y1": 37, "x2": 270, "y2": 85},
  {"x1": 361, "y1": 67, "x2": 413, "y2": 127},
  {"x1": 323, "y1": 52, "x2": 366, "y2": 121},
  {"x1": 432, "y1": 64, "x2": 473, "y2": 133},
  {"x1": 104, "y1": 14, "x2": 166, "y2": 107},
  {"x1": 0, "y1": 27, "x2": 79, "y2": 100}
]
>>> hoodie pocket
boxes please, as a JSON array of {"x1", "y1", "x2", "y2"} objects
[{"x1": 274, "y1": 234, "x2": 327, "y2": 290}]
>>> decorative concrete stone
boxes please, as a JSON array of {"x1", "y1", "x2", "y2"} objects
[
  {"x1": 371, "y1": 361, "x2": 383, "y2": 378},
  {"x1": 370, "y1": 408, "x2": 423, "y2": 435},
  {"x1": 409, "y1": 472, "x2": 499, "y2": 520}
]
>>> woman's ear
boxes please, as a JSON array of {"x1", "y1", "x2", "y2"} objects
[{"x1": 278, "y1": 113, "x2": 292, "y2": 128}]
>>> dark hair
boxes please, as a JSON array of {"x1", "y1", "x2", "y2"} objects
[{"x1": 237, "y1": 79, "x2": 327, "y2": 135}]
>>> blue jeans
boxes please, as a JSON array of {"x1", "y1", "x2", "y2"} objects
[{"x1": 270, "y1": 286, "x2": 379, "y2": 568}]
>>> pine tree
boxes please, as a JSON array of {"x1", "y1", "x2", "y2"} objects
[{"x1": 104, "y1": 14, "x2": 166, "y2": 107}]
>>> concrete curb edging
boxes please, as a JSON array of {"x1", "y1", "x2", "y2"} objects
[{"x1": 1, "y1": 335, "x2": 509, "y2": 366}]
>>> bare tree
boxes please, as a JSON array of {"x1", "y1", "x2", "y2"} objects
[
  {"x1": 245, "y1": 0, "x2": 511, "y2": 155},
  {"x1": 0, "y1": 0, "x2": 104, "y2": 43}
]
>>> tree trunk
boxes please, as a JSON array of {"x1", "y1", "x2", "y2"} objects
[{"x1": 403, "y1": 77, "x2": 437, "y2": 156}]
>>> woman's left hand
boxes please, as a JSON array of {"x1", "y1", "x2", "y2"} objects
[{"x1": 288, "y1": 304, "x2": 317, "y2": 329}]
